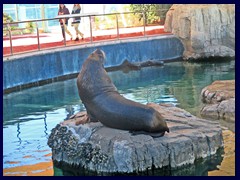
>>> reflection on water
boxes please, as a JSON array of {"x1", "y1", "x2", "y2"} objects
[{"x1": 3, "y1": 60, "x2": 235, "y2": 175}]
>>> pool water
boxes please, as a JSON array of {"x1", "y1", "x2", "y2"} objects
[{"x1": 3, "y1": 60, "x2": 235, "y2": 176}]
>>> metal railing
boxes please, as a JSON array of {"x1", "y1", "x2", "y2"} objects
[{"x1": 3, "y1": 10, "x2": 169, "y2": 57}]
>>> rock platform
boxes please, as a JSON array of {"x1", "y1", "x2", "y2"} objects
[
  {"x1": 200, "y1": 80, "x2": 235, "y2": 122},
  {"x1": 47, "y1": 103, "x2": 223, "y2": 174}
]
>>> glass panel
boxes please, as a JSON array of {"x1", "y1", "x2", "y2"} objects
[
  {"x1": 18, "y1": 4, "x2": 41, "y2": 8},
  {"x1": 44, "y1": 5, "x2": 59, "y2": 27},
  {"x1": 3, "y1": 4, "x2": 15, "y2": 9}
]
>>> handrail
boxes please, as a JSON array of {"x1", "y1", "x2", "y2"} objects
[
  {"x1": 3, "y1": 9, "x2": 169, "y2": 56},
  {"x1": 3, "y1": 10, "x2": 168, "y2": 26}
]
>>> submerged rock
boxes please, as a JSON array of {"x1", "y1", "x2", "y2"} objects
[
  {"x1": 200, "y1": 80, "x2": 235, "y2": 122},
  {"x1": 106, "y1": 59, "x2": 164, "y2": 73},
  {"x1": 48, "y1": 103, "x2": 223, "y2": 174}
]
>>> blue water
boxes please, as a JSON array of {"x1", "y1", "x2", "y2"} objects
[{"x1": 3, "y1": 60, "x2": 235, "y2": 173}]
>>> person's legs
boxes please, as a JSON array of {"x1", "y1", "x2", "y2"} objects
[
  {"x1": 78, "y1": 29, "x2": 84, "y2": 39},
  {"x1": 74, "y1": 23, "x2": 84, "y2": 40},
  {"x1": 63, "y1": 23, "x2": 73, "y2": 39},
  {"x1": 61, "y1": 24, "x2": 65, "y2": 39}
]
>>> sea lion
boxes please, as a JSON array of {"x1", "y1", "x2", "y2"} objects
[{"x1": 77, "y1": 49, "x2": 169, "y2": 137}]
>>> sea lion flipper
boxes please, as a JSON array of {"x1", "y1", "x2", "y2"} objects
[{"x1": 130, "y1": 131, "x2": 165, "y2": 138}]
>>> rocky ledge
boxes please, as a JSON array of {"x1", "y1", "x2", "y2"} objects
[
  {"x1": 200, "y1": 80, "x2": 235, "y2": 122},
  {"x1": 164, "y1": 4, "x2": 235, "y2": 60},
  {"x1": 47, "y1": 103, "x2": 223, "y2": 174}
]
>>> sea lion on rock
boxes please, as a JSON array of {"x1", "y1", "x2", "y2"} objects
[{"x1": 77, "y1": 49, "x2": 169, "y2": 137}]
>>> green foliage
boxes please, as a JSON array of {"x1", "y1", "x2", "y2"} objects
[
  {"x1": 24, "y1": 22, "x2": 36, "y2": 33},
  {"x1": 119, "y1": 5, "x2": 143, "y2": 27},
  {"x1": 129, "y1": 4, "x2": 171, "y2": 25},
  {"x1": 90, "y1": 4, "x2": 172, "y2": 30},
  {"x1": 3, "y1": 13, "x2": 14, "y2": 23},
  {"x1": 3, "y1": 12, "x2": 36, "y2": 35},
  {"x1": 93, "y1": 13, "x2": 142, "y2": 30},
  {"x1": 3, "y1": 13, "x2": 16, "y2": 30},
  {"x1": 3, "y1": 13, "x2": 17, "y2": 35},
  {"x1": 93, "y1": 5, "x2": 144, "y2": 30}
]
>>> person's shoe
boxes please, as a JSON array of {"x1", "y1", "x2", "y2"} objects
[
  {"x1": 75, "y1": 37, "x2": 79, "y2": 41},
  {"x1": 81, "y1": 34, "x2": 84, "y2": 40}
]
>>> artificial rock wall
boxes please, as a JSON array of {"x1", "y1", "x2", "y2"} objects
[{"x1": 164, "y1": 4, "x2": 235, "y2": 60}]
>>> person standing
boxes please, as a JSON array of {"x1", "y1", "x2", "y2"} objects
[
  {"x1": 71, "y1": 4, "x2": 84, "y2": 41},
  {"x1": 58, "y1": 4, "x2": 73, "y2": 40}
]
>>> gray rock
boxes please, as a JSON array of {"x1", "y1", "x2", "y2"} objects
[
  {"x1": 164, "y1": 4, "x2": 235, "y2": 60},
  {"x1": 200, "y1": 80, "x2": 235, "y2": 122},
  {"x1": 201, "y1": 98, "x2": 235, "y2": 122},
  {"x1": 48, "y1": 104, "x2": 223, "y2": 174}
]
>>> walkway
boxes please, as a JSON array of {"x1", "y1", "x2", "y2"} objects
[{"x1": 3, "y1": 25, "x2": 172, "y2": 57}]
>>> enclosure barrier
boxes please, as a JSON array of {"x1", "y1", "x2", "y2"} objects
[{"x1": 3, "y1": 10, "x2": 169, "y2": 56}]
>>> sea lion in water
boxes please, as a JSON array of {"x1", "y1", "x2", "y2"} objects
[{"x1": 77, "y1": 49, "x2": 169, "y2": 137}]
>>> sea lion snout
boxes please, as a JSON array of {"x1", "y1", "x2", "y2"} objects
[{"x1": 91, "y1": 49, "x2": 106, "y2": 64}]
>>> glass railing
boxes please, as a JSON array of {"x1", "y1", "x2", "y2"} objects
[{"x1": 3, "y1": 10, "x2": 170, "y2": 57}]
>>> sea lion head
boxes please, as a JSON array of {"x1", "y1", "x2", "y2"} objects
[{"x1": 88, "y1": 49, "x2": 106, "y2": 64}]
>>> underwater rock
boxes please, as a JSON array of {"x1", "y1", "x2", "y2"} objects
[
  {"x1": 106, "y1": 59, "x2": 164, "y2": 73},
  {"x1": 48, "y1": 103, "x2": 223, "y2": 174},
  {"x1": 200, "y1": 80, "x2": 235, "y2": 122}
]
